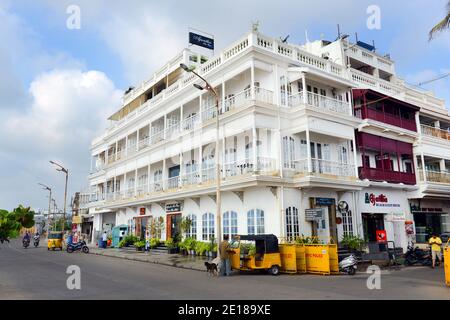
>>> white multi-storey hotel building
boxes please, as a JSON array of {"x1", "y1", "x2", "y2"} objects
[{"x1": 83, "y1": 29, "x2": 450, "y2": 252}]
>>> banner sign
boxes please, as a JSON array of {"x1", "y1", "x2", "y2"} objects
[
  {"x1": 139, "y1": 208, "x2": 146, "y2": 216},
  {"x1": 166, "y1": 203, "x2": 181, "y2": 213},
  {"x1": 189, "y1": 32, "x2": 214, "y2": 50},
  {"x1": 305, "y1": 208, "x2": 324, "y2": 221}
]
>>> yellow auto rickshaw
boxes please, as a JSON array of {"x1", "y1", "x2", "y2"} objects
[
  {"x1": 47, "y1": 231, "x2": 63, "y2": 251},
  {"x1": 229, "y1": 234, "x2": 282, "y2": 275}
]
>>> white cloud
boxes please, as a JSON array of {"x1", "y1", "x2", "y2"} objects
[{"x1": 0, "y1": 69, "x2": 122, "y2": 211}]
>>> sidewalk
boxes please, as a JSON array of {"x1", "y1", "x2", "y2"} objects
[{"x1": 88, "y1": 246, "x2": 209, "y2": 271}]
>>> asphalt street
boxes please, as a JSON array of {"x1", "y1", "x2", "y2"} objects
[{"x1": 0, "y1": 239, "x2": 449, "y2": 299}]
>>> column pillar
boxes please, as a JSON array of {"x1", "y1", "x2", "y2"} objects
[
  {"x1": 251, "y1": 60, "x2": 255, "y2": 99},
  {"x1": 115, "y1": 141, "x2": 118, "y2": 161},
  {"x1": 134, "y1": 167, "x2": 138, "y2": 197},
  {"x1": 301, "y1": 72, "x2": 307, "y2": 104},
  {"x1": 420, "y1": 152, "x2": 427, "y2": 182},
  {"x1": 274, "y1": 64, "x2": 280, "y2": 106},
  {"x1": 252, "y1": 122, "x2": 258, "y2": 171},
  {"x1": 439, "y1": 159, "x2": 446, "y2": 172},
  {"x1": 147, "y1": 163, "x2": 151, "y2": 193},
  {"x1": 306, "y1": 125, "x2": 312, "y2": 173}
]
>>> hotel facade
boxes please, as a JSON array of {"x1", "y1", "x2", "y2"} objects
[{"x1": 81, "y1": 29, "x2": 450, "y2": 252}]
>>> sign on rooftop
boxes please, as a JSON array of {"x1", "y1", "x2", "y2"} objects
[{"x1": 189, "y1": 32, "x2": 214, "y2": 50}]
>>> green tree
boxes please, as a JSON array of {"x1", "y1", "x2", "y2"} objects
[
  {"x1": 429, "y1": 1, "x2": 450, "y2": 40},
  {"x1": 0, "y1": 206, "x2": 35, "y2": 243}
]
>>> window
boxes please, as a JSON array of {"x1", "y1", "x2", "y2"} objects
[
  {"x1": 223, "y1": 211, "x2": 238, "y2": 239},
  {"x1": 247, "y1": 209, "x2": 265, "y2": 235},
  {"x1": 202, "y1": 213, "x2": 215, "y2": 241},
  {"x1": 339, "y1": 146, "x2": 348, "y2": 164},
  {"x1": 342, "y1": 209, "x2": 354, "y2": 236},
  {"x1": 285, "y1": 207, "x2": 300, "y2": 240},
  {"x1": 186, "y1": 214, "x2": 197, "y2": 239},
  {"x1": 283, "y1": 136, "x2": 295, "y2": 169},
  {"x1": 363, "y1": 155, "x2": 371, "y2": 168}
]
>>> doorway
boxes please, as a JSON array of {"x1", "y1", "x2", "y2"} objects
[
  {"x1": 166, "y1": 213, "x2": 182, "y2": 241},
  {"x1": 362, "y1": 213, "x2": 385, "y2": 242}
]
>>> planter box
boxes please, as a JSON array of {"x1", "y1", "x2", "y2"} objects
[{"x1": 167, "y1": 247, "x2": 179, "y2": 254}]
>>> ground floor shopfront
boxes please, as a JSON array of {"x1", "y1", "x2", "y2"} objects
[
  {"x1": 408, "y1": 198, "x2": 450, "y2": 243},
  {"x1": 91, "y1": 185, "x2": 449, "y2": 252}
]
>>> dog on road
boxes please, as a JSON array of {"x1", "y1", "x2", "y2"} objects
[{"x1": 204, "y1": 257, "x2": 221, "y2": 276}]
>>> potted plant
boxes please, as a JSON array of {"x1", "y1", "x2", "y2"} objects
[
  {"x1": 195, "y1": 241, "x2": 204, "y2": 256},
  {"x1": 134, "y1": 240, "x2": 145, "y2": 252},
  {"x1": 340, "y1": 235, "x2": 366, "y2": 256},
  {"x1": 187, "y1": 238, "x2": 197, "y2": 255},
  {"x1": 211, "y1": 243, "x2": 218, "y2": 258},
  {"x1": 178, "y1": 239, "x2": 187, "y2": 255},
  {"x1": 149, "y1": 238, "x2": 160, "y2": 249},
  {"x1": 165, "y1": 237, "x2": 178, "y2": 254}
]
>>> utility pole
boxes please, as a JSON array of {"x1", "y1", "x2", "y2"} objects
[
  {"x1": 38, "y1": 183, "x2": 52, "y2": 235},
  {"x1": 50, "y1": 161, "x2": 69, "y2": 232}
]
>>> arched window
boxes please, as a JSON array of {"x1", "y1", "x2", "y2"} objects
[
  {"x1": 154, "y1": 169, "x2": 162, "y2": 181},
  {"x1": 223, "y1": 211, "x2": 238, "y2": 239},
  {"x1": 186, "y1": 214, "x2": 197, "y2": 239},
  {"x1": 285, "y1": 207, "x2": 300, "y2": 241},
  {"x1": 247, "y1": 209, "x2": 265, "y2": 235},
  {"x1": 202, "y1": 213, "x2": 215, "y2": 241}
]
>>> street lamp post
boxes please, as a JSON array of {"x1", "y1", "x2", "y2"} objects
[
  {"x1": 38, "y1": 183, "x2": 52, "y2": 234},
  {"x1": 180, "y1": 63, "x2": 222, "y2": 243},
  {"x1": 50, "y1": 161, "x2": 69, "y2": 232}
]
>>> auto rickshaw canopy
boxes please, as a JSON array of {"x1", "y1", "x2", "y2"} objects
[{"x1": 234, "y1": 234, "x2": 279, "y2": 254}]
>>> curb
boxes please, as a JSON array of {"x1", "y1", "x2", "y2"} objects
[{"x1": 89, "y1": 250, "x2": 205, "y2": 272}]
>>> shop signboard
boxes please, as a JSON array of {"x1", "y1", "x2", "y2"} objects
[
  {"x1": 139, "y1": 207, "x2": 146, "y2": 216},
  {"x1": 305, "y1": 208, "x2": 324, "y2": 221},
  {"x1": 72, "y1": 215, "x2": 82, "y2": 224},
  {"x1": 315, "y1": 198, "x2": 335, "y2": 206},
  {"x1": 166, "y1": 203, "x2": 181, "y2": 213}
]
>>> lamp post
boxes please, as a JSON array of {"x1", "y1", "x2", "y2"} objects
[
  {"x1": 50, "y1": 160, "x2": 68, "y2": 232},
  {"x1": 38, "y1": 183, "x2": 52, "y2": 234},
  {"x1": 180, "y1": 63, "x2": 222, "y2": 242}
]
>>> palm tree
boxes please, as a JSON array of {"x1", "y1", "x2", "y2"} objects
[{"x1": 429, "y1": 1, "x2": 450, "y2": 40}]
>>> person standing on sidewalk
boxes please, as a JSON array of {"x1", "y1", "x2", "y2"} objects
[
  {"x1": 102, "y1": 231, "x2": 108, "y2": 249},
  {"x1": 429, "y1": 233, "x2": 443, "y2": 268},
  {"x1": 219, "y1": 235, "x2": 231, "y2": 276}
]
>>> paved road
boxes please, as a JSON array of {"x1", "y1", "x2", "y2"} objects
[{"x1": 0, "y1": 239, "x2": 449, "y2": 299}]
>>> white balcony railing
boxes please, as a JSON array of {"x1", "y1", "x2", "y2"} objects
[
  {"x1": 223, "y1": 157, "x2": 277, "y2": 177},
  {"x1": 286, "y1": 91, "x2": 350, "y2": 115},
  {"x1": 181, "y1": 171, "x2": 201, "y2": 186},
  {"x1": 420, "y1": 124, "x2": 450, "y2": 141},
  {"x1": 166, "y1": 176, "x2": 180, "y2": 189},
  {"x1": 138, "y1": 137, "x2": 150, "y2": 150},
  {"x1": 290, "y1": 159, "x2": 355, "y2": 177},
  {"x1": 419, "y1": 170, "x2": 450, "y2": 184},
  {"x1": 150, "y1": 129, "x2": 165, "y2": 144},
  {"x1": 182, "y1": 114, "x2": 201, "y2": 131}
]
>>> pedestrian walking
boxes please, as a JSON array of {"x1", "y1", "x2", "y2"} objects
[
  {"x1": 219, "y1": 235, "x2": 231, "y2": 276},
  {"x1": 429, "y1": 233, "x2": 443, "y2": 268}
]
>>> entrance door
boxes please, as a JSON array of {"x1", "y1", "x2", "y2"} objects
[
  {"x1": 362, "y1": 213, "x2": 385, "y2": 242},
  {"x1": 166, "y1": 213, "x2": 182, "y2": 240}
]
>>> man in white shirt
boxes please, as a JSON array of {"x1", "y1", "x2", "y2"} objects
[{"x1": 102, "y1": 231, "x2": 108, "y2": 249}]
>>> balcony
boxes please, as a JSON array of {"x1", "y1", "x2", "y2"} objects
[
  {"x1": 420, "y1": 124, "x2": 450, "y2": 141},
  {"x1": 290, "y1": 159, "x2": 356, "y2": 178},
  {"x1": 363, "y1": 108, "x2": 416, "y2": 131},
  {"x1": 286, "y1": 91, "x2": 350, "y2": 115},
  {"x1": 418, "y1": 170, "x2": 450, "y2": 184},
  {"x1": 358, "y1": 167, "x2": 416, "y2": 185}
]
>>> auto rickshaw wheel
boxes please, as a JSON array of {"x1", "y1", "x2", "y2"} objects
[{"x1": 269, "y1": 265, "x2": 279, "y2": 275}]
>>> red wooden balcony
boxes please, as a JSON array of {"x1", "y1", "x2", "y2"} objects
[
  {"x1": 365, "y1": 109, "x2": 417, "y2": 131},
  {"x1": 358, "y1": 167, "x2": 416, "y2": 185}
]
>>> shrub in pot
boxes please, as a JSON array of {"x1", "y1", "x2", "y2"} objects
[
  {"x1": 149, "y1": 238, "x2": 160, "y2": 249},
  {"x1": 165, "y1": 237, "x2": 178, "y2": 254},
  {"x1": 134, "y1": 240, "x2": 145, "y2": 252}
]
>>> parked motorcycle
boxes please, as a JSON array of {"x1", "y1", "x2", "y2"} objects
[
  {"x1": 33, "y1": 235, "x2": 40, "y2": 247},
  {"x1": 67, "y1": 240, "x2": 89, "y2": 254},
  {"x1": 404, "y1": 243, "x2": 432, "y2": 266},
  {"x1": 22, "y1": 238, "x2": 30, "y2": 248},
  {"x1": 339, "y1": 254, "x2": 358, "y2": 275}
]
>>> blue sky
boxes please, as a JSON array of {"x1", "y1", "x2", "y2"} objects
[{"x1": 0, "y1": 0, "x2": 449, "y2": 211}]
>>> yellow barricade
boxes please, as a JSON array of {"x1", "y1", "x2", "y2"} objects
[
  {"x1": 444, "y1": 240, "x2": 450, "y2": 286},
  {"x1": 304, "y1": 245, "x2": 331, "y2": 275},
  {"x1": 295, "y1": 245, "x2": 307, "y2": 274},
  {"x1": 279, "y1": 244, "x2": 297, "y2": 273},
  {"x1": 328, "y1": 244, "x2": 339, "y2": 275}
]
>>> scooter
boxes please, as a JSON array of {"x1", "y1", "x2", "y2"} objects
[
  {"x1": 67, "y1": 240, "x2": 89, "y2": 254},
  {"x1": 33, "y1": 235, "x2": 40, "y2": 247},
  {"x1": 22, "y1": 238, "x2": 30, "y2": 248},
  {"x1": 404, "y1": 242, "x2": 432, "y2": 266},
  {"x1": 339, "y1": 254, "x2": 358, "y2": 275}
]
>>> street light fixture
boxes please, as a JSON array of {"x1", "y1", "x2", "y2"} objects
[
  {"x1": 38, "y1": 183, "x2": 52, "y2": 234},
  {"x1": 50, "y1": 160, "x2": 69, "y2": 231},
  {"x1": 180, "y1": 63, "x2": 222, "y2": 242}
]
